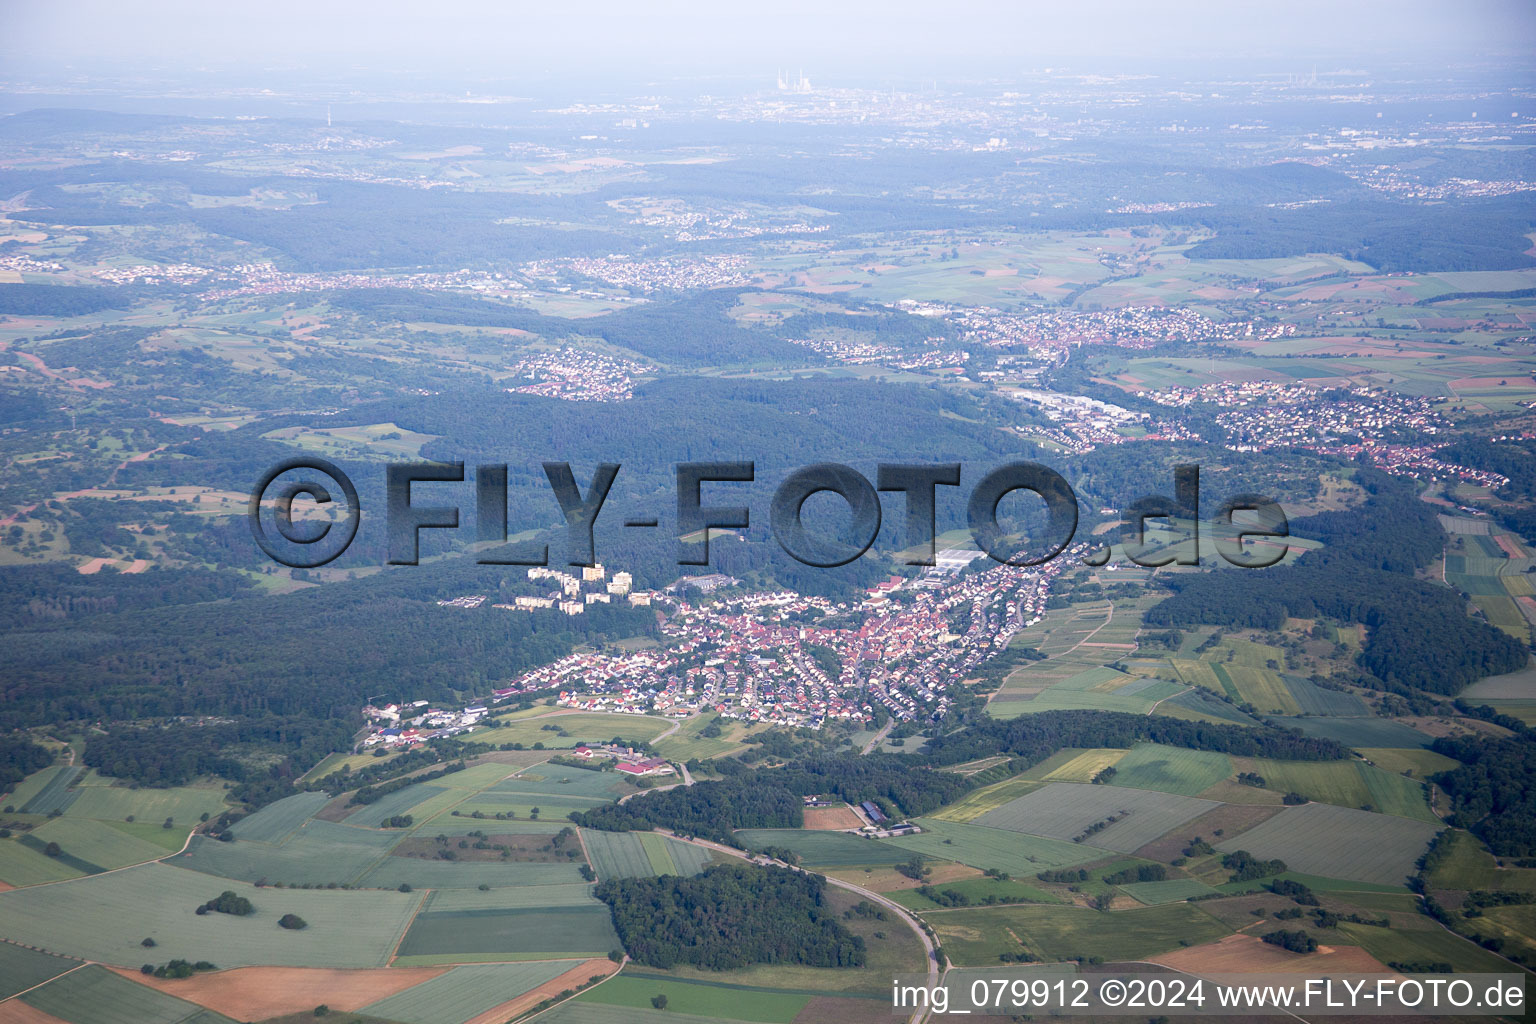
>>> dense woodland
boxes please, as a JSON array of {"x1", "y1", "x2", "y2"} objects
[
  {"x1": 1146, "y1": 472, "x2": 1527, "y2": 694},
  {"x1": 922, "y1": 709, "x2": 1349, "y2": 767},
  {"x1": 0, "y1": 737, "x2": 53, "y2": 792},
  {"x1": 1432, "y1": 733, "x2": 1536, "y2": 857},
  {"x1": 595, "y1": 863, "x2": 866, "y2": 970},
  {"x1": 573, "y1": 754, "x2": 970, "y2": 843}
]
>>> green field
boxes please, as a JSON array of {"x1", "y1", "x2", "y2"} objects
[
  {"x1": 422, "y1": 883, "x2": 598, "y2": 911},
  {"x1": 1283, "y1": 675, "x2": 1369, "y2": 716},
  {"x1": 881, "y1": 818, "x2": 1105, "y2": 875},
  {"x1": 1214, "y1": 663, "x2": 1299, "y2": 715},
  {"x1": 28, "y1": 816, "x2": 173, "y2": 871},
  {"x1": 575, "y1": 975, "x2": 812, "y2": 1023},
  {"x1": 1117, "y1": 878, "x2": 1220, "y2": 905},
  {"x1": 1028, "y1": 748, "x2": 1128, "y2": 784},
  {"x1": 1338, "y1": 920, "x2": 1518, "y2": 974},
  {"x1": 653, "y1": 713, "x2": 757, "y2": 761},
  {"x1": 928, "y1": 902, "x2": 1231, "y2": 965},
  {"x1": 18, "y1": 765, "x2": 82, "y2": 815},
  {"x1": 1427, "y1": 830, "x2": 1536, "y2": 893},
  {"x1": 1243, "y1": 758, "x2": 1436, "y2": 821},
  {"x1": 361, "y1": 961, "x2": 585, "y2": 1024},
  {"x1": 4, "y1": 765, "x2": 67, "y2": 811},
  {"x1": 0, "y1": 862, "x2": 420, "y2": 967},
  {"x1": 64, "y1": 783, "x2": 228, "y2": 826},
  {"x1": 536, "y1": 1004, "x2": 763, "y2": 1024},
  {"x1": 0, "y1": 941, "x2": 80, "y2": 1000},
  {"x1": 733, "y1": 829, "x2": 910, "y2": 868},
  {"x1": 175, "y1": 820, "x2": 401, "y2": 886},
  {"x1": 359, "y1": 856, "x2": 587, "y2": 891},
  {"x1": 487, "y1": 712, "x2": 673, "y2": 749},
  {"x1": 395, "y1": 904, "x2": 620, "y2": 959},
  {"x1": 226, "y1": 791, "x2": 331, "y2": 842},
  {"x1": 20, "y1": 964, "x2": 236, "y2": 1024},
  {"x1": 581, "y1": 829, "x2": 714, "y2": 880},
  {"x1": 0, "y1": 832, "x2": 91, "y2": 887},
  {"x1": 888, "y1": 875, "x2": 1062, "y2": 910},
  {"x1": 1108, "y1": 744, "x2": 1231, "y2": 796},
  {"x1": 973, "y1": 782, "x2": 1219, "y2": 853},
  {"x1": 1358, "y1": 748, "x2": 1461, "y2": 778},
  {"x1": 341, "y1": 783, "x2": 461, "y2": 827},
  {"x1": 1214, "y1": 803, "x2": 1439, "y2": 886},
  {"x1": 931, "y1": 775, "x2": 1045, "y2": 823}
]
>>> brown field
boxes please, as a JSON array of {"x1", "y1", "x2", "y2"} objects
[
  {"x1": 1195, "y1": 779, "x2": 1286, "y2": 806},
  {"x1": 312, "y1": 793, "x2": 356, "y2": 822},
  {"x1": 109, "y1": 965, "x2": 446, "y2": 1018},
  {"x1": 829, "y1": 861, "x2": 981, "y2": 892},
  {"x1": 1496, "y1": 534, "x2": 1527, "y2": 558},
  {"x1": 0, "y1": 1002, "x2": 69, "y2": 1024},
  {"x1": 464, "y1": 958, "x2": 619, "y2": 1024},
  {"x1": 1135, "y1": 803, "x2": 1286, "y2": 862},
  {"x1": 1149, "y1": 933, "x2": 1392, "y2": 975},
  {"x1": 802, "y1": 805, "x2": 864, "y2": 831},
  {"x1": 792, "y1": 995, "x2": 896, "y2": 1024}
]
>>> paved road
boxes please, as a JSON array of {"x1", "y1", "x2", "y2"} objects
[{"x1": 860, "y1": 720, "x2": 895, "y2": 755}]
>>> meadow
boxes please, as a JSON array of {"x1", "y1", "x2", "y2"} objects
[
  {"x1": 974, "y1": 782, "x2": 1219, "y2": 853},
  {"x1": 582, "y1": 829, "x2": 714, "y2": 880},
  {"x1": 0, "y1": 942, "x2": 80, "y2": 1000},
  {"x1": 1117, "y1": 878, "x2": 1219, "y2": 905},
  {"x1": 359, "y1": 961, "x2": 586, "y2": 1024},
  {"x1": 484, "y1": 712, "x2": 673, "y2": 749},
  {"x1": 1107, "y1": 743, "x2": 1231, "y2": 796},
  {"x1": 174, "y1": 821, "x2": 400, "y2": 886},
  {"x1": 227, "y1": 792, "x2": 331, "y2": 843},
  {"x1": 19, "y1": 964, "x2": 235, "y2": 1024},
  {"x1": 60, "y1": 776, "x2": 229, "y2": 827},
  {"x1": 358, "y1": 856, "x2": 587, "y2": 891},
  {"x1": 574, "y1": 975, "x2": 812, "y2": 1023},
  {"x1": 0, "y1": 862, "x2": 420, "y2": 968},
  {"x1": 881, "y1": 818, "x2": 1105, "y2": 875},
  {"x1": 1426, "y1": 830, "x2": 1536, "y2": 893},
  {"x1": 927, "y1": 902, "x2": 1231, "y2": 965},
  {"x1": 1240, "y1": 757, "x2": 1436, "y2": 821},
  {"x1": 394, "y1": 904, "x2": 620, "y2": 961},
  {"x1": 732, "y1": 829, "x2": 909, "y2": 868},
  {"x1": 1214, "y1": 803, "x2": 1438, "y2": 886}
]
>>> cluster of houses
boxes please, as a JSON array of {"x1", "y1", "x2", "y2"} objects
[
  {"x1": 569, "y1": 743, "x2": 676, "y2": 777},
  {"x1": 436, "y1": 564, "x2": 651, "y2": 619},
  {"x1": 519, "y1": 545, "x2": 1083, "y2": 730},
  {"x1": 360, "y1": 699, "x2": 489, "y2": 748}
]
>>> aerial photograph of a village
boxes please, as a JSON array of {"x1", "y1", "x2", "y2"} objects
[{"x1": 2, "y1": 2, "x2": 1536, "y2": 1021}]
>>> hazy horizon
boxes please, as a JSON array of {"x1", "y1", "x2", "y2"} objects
[{"x1": 4, "y1": 0, "x2": 1534, "y2": 85}]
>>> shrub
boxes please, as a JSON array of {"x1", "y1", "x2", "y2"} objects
[{"x1": 279, "y1": 913, "x2": 308, "y2": 930}]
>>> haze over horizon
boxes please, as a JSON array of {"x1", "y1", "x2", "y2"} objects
[{"x1": 3, "y1": 0, "x2": 1534, "y2": 85}]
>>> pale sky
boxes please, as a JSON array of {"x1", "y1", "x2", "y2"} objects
[{"x1": 3, "y1": 0, "x2": 1533, "y2": 80}]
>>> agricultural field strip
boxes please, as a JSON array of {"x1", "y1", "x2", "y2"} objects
[
  {"x1": 0, "y1": 862, "x2": 419, "y2": 968},
  {"x1": 360, "y1": 961, "x2": 582, "y2": 1024},
  {"x1": 1214, "y1": 803, "x2": 1439, "y2": 887},
  {"x1": 974, "y1": 782, "x2": 1220, "y2": 853}
]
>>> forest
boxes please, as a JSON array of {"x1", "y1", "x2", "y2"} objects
[
  {"x1": 595, "y1": 863, "x2": 866, "y2": 970},
  {"x1": 922, "y1": 708, "x2": 1349, "y2": 767},
  {"x1": 573, "y1": 754, "x2": 971, "y2": 843},
  {"x1": 1432, "y1": 733, "x2": 1536, "y2": 857},
  {"x1": 1145, "y1": 472, "x2": 1527, "y2": 694}
]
